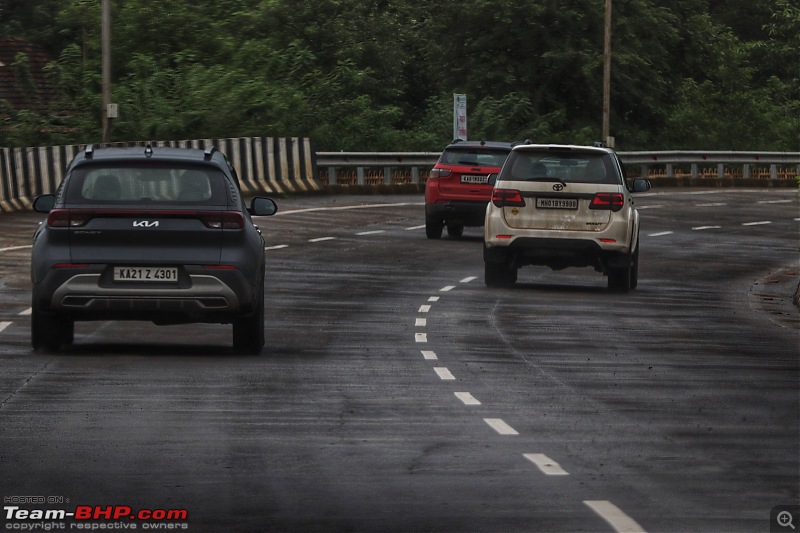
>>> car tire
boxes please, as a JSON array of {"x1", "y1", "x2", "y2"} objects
[
  {"x1": 485, "y1": 260, "x2": 517, "y2": 288},
  {"x1": 629, "y1": 242, "x2": 640, "y2": 290},
  {"x1": 446, "y1": 224, "x2": 464, "y2": 238},
  {"x1": 608, "y1": 255, "x2": 632, "y2": 293},
  {"x1": 425, "y1": 216, "x2": 443, "y2": 239},
  {"x1": 233, "y1": 277, "x2": 265, "y2": 355},
  {"x1": 31, "y1": 294, "x2": 73, "y2": 352}
]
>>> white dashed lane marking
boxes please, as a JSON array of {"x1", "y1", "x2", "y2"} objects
[
  {"x1": 356, "y1": 230, "x2": 386, "y2": 236},
  {"x1": 434, "y1": 367, "x2": 455, "y2": 380},
  {"x1": 454, "y1": 392, "x2": 481, "y2": 406},
  {"x1": 524, "y1": 453, "x2": 570, "y2": 476},
  {"x1": 415, "y1": 318, "x2": 426, "y2": 327},
  {"x1": 415, "y1": 333, "x2": 427, "y2": 343},
  {"x1": 742, "y1": 221, "x2": 772, "y2": 226},
  {"x1": 405, "y1": 225, "x2": 425, "y2": 231},
  {"x1": 418, "y1": 305, "x2": 431, "y2": 313},
  {"x1": 648, "y1": 231, "x2": 673, "y2": 237},
  {"x1": 584, "y1": 500, "x2": 647, "y2": 533},
  {"x1": 440, "y1": 286, "x2": 455, "y2": 292},
  {"x1": 308, "y1": 237, "x2": 336, "y2": 243},
  {"x1": 427, "y1": 296, "x2": 439, "y2": 302},
  {"x1": 483, "y1": 418, "x2": 519, "y2": 436},
  {"x1": 460, "y1": 276, "x2": 477, "y2": 283},
  {"x1": 758, "y1": 199, "x2": 793, "y2": 204},
  {"x1": 695, "y1": 202, "x2": 727, "y2": 207},
  {"x1": 265, "y1": 244, "x2": 288, "y2": 250},
  {"x1": 421, "y1": 350, "x2": 437, "y2": 360},
  {"x1": 0, "y1": 321, "x2": 11, "y2": 334},
  {"x1": 19, "y1": 308, "x2": 31, "y2": 316},
  {"x1": 692, "y1": 226, "x2": 721, "y2": 231}
]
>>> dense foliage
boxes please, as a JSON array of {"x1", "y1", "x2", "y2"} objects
[{"x1": 1, "y1": 0, "x2": 798, "y2": 151}]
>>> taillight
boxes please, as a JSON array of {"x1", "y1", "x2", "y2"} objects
[
  {"x1": 492, "y1": 189, "x2": 526, "y2": 208},
  {"x1": 199, "y1": 211, "x2": 245, "y2": 229},
  {"x1": 428, "y1": 168, "x2": 452, "y2": 179},
  {"x1": 46, "y1": 209, "x2": 93, "y2": 227},
  {"x1": 590, "y1": 193, "x2": 625, "y2": 212}
]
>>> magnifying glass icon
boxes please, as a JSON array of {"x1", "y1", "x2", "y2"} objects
[{"x1": 778, "y1": 511, "x2": 796, "y2": 530}]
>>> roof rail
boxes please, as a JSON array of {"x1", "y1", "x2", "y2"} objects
[
  {"x1": 204, "y1": 145, "x2": 217, "y2": 161},
  {"x1": 85, "y1": 144, "x2": 94, "y2": 159}
]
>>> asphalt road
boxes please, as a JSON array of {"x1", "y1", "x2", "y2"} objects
[{"x1": 0, "y1": 189, "x2": 798, "y2": 532}]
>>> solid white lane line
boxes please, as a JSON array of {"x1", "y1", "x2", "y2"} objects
[
  {"x1": 19, "y1": 308, "x2": 32, "y2": 316},
  {"x1": 265, "y1": 244, "x2": 289, "y2": 250},
  {"x1": 415, "y1": 318, "x2": 427, "y2": 327},
  {"x1": 276, "y1": 202, "x2": 424, "y2": 216},
  {"x1": 405, "y1": 225, "x2": 425, "y2": 231},
  {"x1": 484, "y1": 418, "x2": 519, "y2": 435},
  {"x1": 455, "y1": 392, "x2": 480, "y2": 405},
  {"x1": 309, "y1": 237, "x2": 336, "y2": 242},
  {"x1": 418, "y1": 305, "x2": 431, "y2": 313},
  {"x1": 524, "y1": 454, "x2": 569, "y2": 476},
  {"x1": 356, "y1": 230, "x2": 386, "y2": 235},
  {"x1": 0, "y1": 245, "x2": 33, "y2": 253},
  {"x1": 421, "y1": 350, "x2": 438, "y2": 360},
  {"x1": 428, "y1": 296, "x2": 440, "y2": 302},
  {"x1": 648, "y1": 231, "x2": 673, "y2": 237},
  {"x1": 460, "y1": 276, "x2": 477, "y2": 283},
  {"x1": 415, "y1": 333, "x2": 427, "y2": 343},
  {"x1": 0, "y1": 322, "x2": 11, "y2": 334},
  {"x1": 440, "y1": 285, "x2": 455, "y2": 292},
  {"x1": 584, "y1": 500, "x2": 646, "y2": 533},
  {"x1": 742, "y1": 221, "x2": 772, "y2": 226},
  {"x1": 692, "y1": 225, "x2": 721, "y2": 231},
  {"x1": 434, "y1": 367, "x2": 455, "y2": 380}
]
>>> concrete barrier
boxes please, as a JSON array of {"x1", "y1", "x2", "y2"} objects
[{"x1": 0, "y1": 136, "x2": 317, "y2": 212}]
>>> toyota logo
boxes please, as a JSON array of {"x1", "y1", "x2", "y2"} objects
[{"x1": 553, "y1": 183, "x2": 565, "y2": 191}]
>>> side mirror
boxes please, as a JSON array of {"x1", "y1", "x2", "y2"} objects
[
  {"x1": 33, "y1": 195, "x2": 56, "y2": 213},
  {"x1": 632, "y1": 179, "x2": 651, "y2": 193},
  {"x1": 488, "y1": 173, "x2": 498, "y2": 186},
  {"x1": 249, "y1": 197, "x2": 277, "y2": 216}
]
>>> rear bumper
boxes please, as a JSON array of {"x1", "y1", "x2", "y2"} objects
[
  {"x1": 35, "y1": 267, "x2": 255, "y2": 324},
  {"x1": 425, "y1": 201, "x2": 489, "y2": 226},
  {"x1": 484, "y1": 237, "x2": 631, "y2": 271}
]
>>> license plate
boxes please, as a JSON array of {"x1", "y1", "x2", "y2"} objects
[
  {"x1": 460, "y1": 174, "x2": 489, "y2": 184},
  {"x1": 113, "y1": 266, "x2": 179, "y2": 282},
  {"x1": 536, "y1": 198, "x2": 578, "y2": 209}
]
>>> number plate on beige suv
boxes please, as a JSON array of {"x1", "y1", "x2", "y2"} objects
[{"x1": 536, "y1": 197, "x2": 578, "y2": 209}]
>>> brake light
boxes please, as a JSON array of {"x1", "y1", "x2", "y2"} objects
[
  {"x1": 199, "y1": 211, "x2": 245, "y2": 229},
  {"x1": 492, "y1": 189, "x2": 526, "y2": 208},
  {"x1": 428, "y1": 168, "x2": 452, "y2": 179},
  {"x1": 46, "y1": 209, "x2": 94, "y2": 227},
  {"x1": 590, "y1": 193, "x2": 625, "y2": 212}
]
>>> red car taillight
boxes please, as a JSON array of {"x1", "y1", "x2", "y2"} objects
[
  {"x1": 492, "y1": 189, "x2": 526, "y2": 208},
  {"x1": 428, "y1": 168, "x2": 453, "y2": 179},
  {"x1": 589, "y1": 193, "x2": 625, "y2": 212}
]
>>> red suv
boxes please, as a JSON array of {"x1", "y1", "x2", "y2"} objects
[{"x1": 425, "y1": 140, "x2": 514, "y2": 239}]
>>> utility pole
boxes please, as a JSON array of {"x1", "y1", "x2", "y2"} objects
[
  {"x1": 602, "y1": 0, "x2": 612, "y2": 146},
  {"x1": 101, "y1": 0, "x2": 111, "y2": 144}
]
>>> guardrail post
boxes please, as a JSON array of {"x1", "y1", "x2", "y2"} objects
[
  {"x1": 743, "y1": 164, "x2": 751, "y2": 179},
  {"x1": 384, "y1": 166, "x2": 391, "y2": 185},
  {"x1": 770, "y1": 164, "x2": 778, "y2": 180},
  {"x1": 666, "y1": 164, "x2": 674, "y2": 178},
  {"x1": 717, "y1": 164, "x2": 725, "y2": 179},
  {"x1": 691, "y1": 163, "x2": 698, "y2": 179},
  {"x1": 357, "y1": 167, "x2": 365, "y2": 186},
  {"x1": 640, "y1": 165, "x2": 648, "y2": 179},
  {"x1": 327, "y1": 167, "x2": 337, "y2": 186}
]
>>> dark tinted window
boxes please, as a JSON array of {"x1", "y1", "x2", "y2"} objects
[
  {"x1": 503, "y1": 151, "x2": 620, "y2": 184},
  {"x1": 64, "y1": 165, "x2": 229, "y2": 206},
  {"x1": 441, "y1": 148, "x2": 510, "y2": 167}
]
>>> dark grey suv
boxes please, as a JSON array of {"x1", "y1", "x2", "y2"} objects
[{"x1": 30, "y1": 144, "x2": 277, "y2": 354}]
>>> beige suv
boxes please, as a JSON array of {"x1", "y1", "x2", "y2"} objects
[{"x1": 483, "y1": 143, "x2": 651, "y2": 291}]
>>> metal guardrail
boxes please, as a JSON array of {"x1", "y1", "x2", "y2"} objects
[{"x1": 317, "y1": 151, "x2": 800, "y2": 185}]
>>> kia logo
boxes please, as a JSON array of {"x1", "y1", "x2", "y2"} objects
[
  {"x1": 553, "y1": 184, "x2": 565, "y2": 191},
  {"x1": 133, "y1": 220, "x2": 159, "y2": 228}
]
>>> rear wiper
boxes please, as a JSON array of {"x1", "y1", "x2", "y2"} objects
[{"x1": 527, "y1": 176, "x2": 568, "y2": 187}]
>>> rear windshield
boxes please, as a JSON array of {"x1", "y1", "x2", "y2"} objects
[
  {"x1": 502, "y1": 151, "x2": 620, "y2": 184},
  {"x1": 63, "y1": 165, "x2": 230, "y2": 206},
  {"x1": 440, "y1": 148, "x2": 510, "y2": 168}
]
